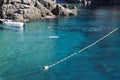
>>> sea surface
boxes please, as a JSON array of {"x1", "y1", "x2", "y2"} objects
[{"x1": 0, "y1": 4, "x2": 120, "y2": 80}]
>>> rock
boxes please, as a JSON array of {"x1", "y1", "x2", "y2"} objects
[
  {"x1": 21, "y1": 0, "x2": 31, "y2": 5},
  {"x1": 11, "y1": 0, "x2": 21, "y2": 3},
  {"x1": 66, "y1": 0, "x2": 80, "y2": 3},
  {"x1": 52, "y1": 4, "x2": 77, "y2": 16},
  {"x1": 35, "y1": 1, "x2": 55, "y2": 18},
  {"x1": 22, "y1": 7, "x2": 42, "y2": 21},
  {"x1": 20, "y1": 4, "x2": 31, "y2": 9},
  {"x1": 3, "y1": 0, "x2": 8, "y2": 4},
  {"x1": 14, "y1": 14, "x2": 24, "y2": 22},
  {"x1": 38, "y1": 0, "x2": 56, "y2": 10},
  {"x1": 2, "y1": 4, "x2": 18, "y2": 15},
  {"x1": 62, "y1": 4, "x2": 68, "y2": 8},
  {"x1": 51, "y1": 5, "x2": 60, "y2": 16},
  {"x1": 0, "y1": 0, "x2": 77, "y2": 22}
]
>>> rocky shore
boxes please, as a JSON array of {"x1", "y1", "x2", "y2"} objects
[{"x1": 0, "y1": 0, "x2": 77, "y2": 22}]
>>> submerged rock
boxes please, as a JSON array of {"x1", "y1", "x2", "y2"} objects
[{"x1": 0, "y1": 0, "x2": 77, "y2": 22}]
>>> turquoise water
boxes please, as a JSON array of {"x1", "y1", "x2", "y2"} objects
[{"x1": 0, "y1": 5, "x2": 120, "y2": 80}]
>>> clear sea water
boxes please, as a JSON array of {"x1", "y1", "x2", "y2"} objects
[{"x1": 0, "y1": 4, "x2": 120, "y2": 80}]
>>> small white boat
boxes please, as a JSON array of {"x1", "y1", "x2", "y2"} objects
[
  {"x1": 4, "y1": 21, "x2": 25, "y2": 30},
  {"x1": 3, "y1": 20, "x2": 25, "y2": 30},
  {"x1": 4, "y1": 22, "x2": 24, "y2": 27}
]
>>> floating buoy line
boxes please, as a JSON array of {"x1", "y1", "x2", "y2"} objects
[
  {"x1": 0, "y1": 28, "x2": 118, "y2": 79},
  {"x1": 44, "y1": 28, "x2": 118, "y2": 70},
  {"x1": 48, "y1": 26, "x2": 116, "y2": 32}
]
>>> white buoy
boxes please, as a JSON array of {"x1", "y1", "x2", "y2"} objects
[
  {"x1": 44, "y1": 66, "x2": 49, "y2": 70},
  {"x1": 48, "y1": 36, "x2": 59, "y2": 39}
]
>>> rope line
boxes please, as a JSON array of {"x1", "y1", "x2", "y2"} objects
[
  {"x1": 44, "y1": 28, "x2": 118, "y2": 70},
  {"x1": 0, "y1": 28, "x2": 118, "y2": 79}
]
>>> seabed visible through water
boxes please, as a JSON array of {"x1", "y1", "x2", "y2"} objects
[{"x1": 0, "y1": 4, "x2": 120, "y2": 80}]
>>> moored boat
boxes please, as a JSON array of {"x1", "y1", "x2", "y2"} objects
[
  {"x1": 0, "y1": 19, "x2": 25, "y2": 30},
  {"x1": 4, "y1": 21, "x2": 25, "y2": 30}
]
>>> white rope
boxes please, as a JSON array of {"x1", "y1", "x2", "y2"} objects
[{"x1": 44, "y1": 28, "x2": 118, "y2": 70}]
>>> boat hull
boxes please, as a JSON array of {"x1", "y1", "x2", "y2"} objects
[{"x1": 3, "y1": 22, "x2": 25, "y2": 30}]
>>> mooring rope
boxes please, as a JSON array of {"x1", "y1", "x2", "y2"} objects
[{"x1": 44, "y1": 28, "x2": 118, "y2": 70}]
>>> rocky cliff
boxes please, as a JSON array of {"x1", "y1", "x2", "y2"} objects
[{"x1": 0, "y1": 0, "x2": 77, "y2": 22}]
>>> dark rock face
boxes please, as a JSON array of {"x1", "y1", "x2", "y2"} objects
[
  {"x1": 66, "y1": 0, "x2": 80, "y2": 3},
  {"x1": 0, "y1": 0, "x2": 77, "y2": 22},
  {"x1": 51, "y1": 5, "x2": 60, "y2": 16}
]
